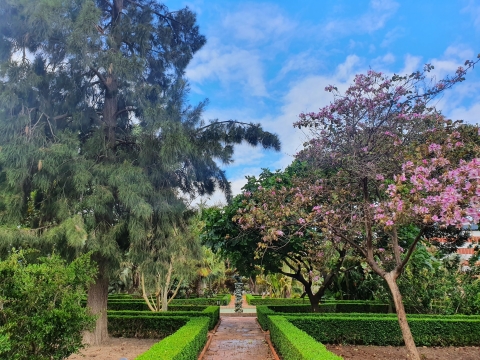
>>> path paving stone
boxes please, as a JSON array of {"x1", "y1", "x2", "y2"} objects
[{"x1": 202, "y1": 317, "x2": 274, "y2": 360}]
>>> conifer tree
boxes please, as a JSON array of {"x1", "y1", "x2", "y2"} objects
[{"x1": 0, "y1": 0, "x2": 280, "y2": 344}]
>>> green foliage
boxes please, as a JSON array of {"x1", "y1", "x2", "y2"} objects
[
  {"x1": 0, "y1": 0, "x2": 280, "y2": 328},
  {"x1": 268, "y1": 316, "x2": 343, "y2": 360},
  {"x1": 201, "y1": 162, "x2": 310, "y2": 277},
  {"x1": 256, "y1": 303, "x2": 391, "y2": 330},
  {"x1": 108, "y1": 305, "x2": 219, "y2": 330},
  {"x1": 246, "y1": 294, "x2": 314, "y2": 306},
  {"x1": 289, "y1": 315, "x2": 480, "y2": 346},
  {"x1": 135, "y1": 317, "x2": 209, "y2": 360},
  {"x1": 0, "y1": 251, "x2": 96, "y2": 360},
  {"x1": 108, "y1": 315, "x2": 188, "y2": 339}
]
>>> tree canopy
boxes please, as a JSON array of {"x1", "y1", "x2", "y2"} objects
[
  {"x1": 0, "y1": 0, "x2": 280, "y2": 344},
  {"x1": 235, "y1": 63, "x2": 480, "y2": 360}
]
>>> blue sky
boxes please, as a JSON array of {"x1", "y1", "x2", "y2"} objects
[{"x1": 165, "y1": 0, "x2": 480, "y2": 204}]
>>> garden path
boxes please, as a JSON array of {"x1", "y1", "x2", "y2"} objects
[
  {"x1": 201, "y1": 296, "x2": 276, "y2": 360},
  {"x1": 201, "y1": 317, "x2": 274, "y2": 360}
]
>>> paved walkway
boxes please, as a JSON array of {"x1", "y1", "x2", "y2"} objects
[
  {"x1": 202, "y1": 317, "x2": 274, "y2": 360},
  {"x1": 201, "y1": 296, "x2": 275, "y2": 360}
]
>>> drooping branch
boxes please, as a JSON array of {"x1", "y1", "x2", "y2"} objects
[{"x1": 196, "y1": 120, "x2": 253, "y2": 133}]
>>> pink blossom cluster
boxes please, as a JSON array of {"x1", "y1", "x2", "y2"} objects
[{"x1": 376, "y1": 154, "x2": 480, "y2": 228}]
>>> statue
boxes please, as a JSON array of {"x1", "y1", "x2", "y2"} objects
[{"x1": 233, "y1": 274, "x2": 243, "y2": 313}]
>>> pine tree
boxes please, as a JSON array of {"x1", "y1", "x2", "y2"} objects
[{"x1": 0, "y1": 0, "x2": 280, "y2": 344}]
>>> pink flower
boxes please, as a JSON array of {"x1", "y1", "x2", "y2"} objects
[
  {"x1": 385, "y1": 220, "x2": 394, "y2": 226},
  {"x1": 275, "y1": 230, "x2": 284, "y2": 236},
  {"x1": 298, "y1": 218, "x2": 306, "y2": 224}
]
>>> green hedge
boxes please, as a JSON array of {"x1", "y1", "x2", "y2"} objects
[
  {"x1": 265, "y1": 303, "x2": 391, "y2": 314},
  {"x1": 135, "y1": 317, "x2": 209, "y2": 360},
  {"x1": 246, "y1": 294, "x2": 311, "y2": 305},
  {"x1": 108, "y1": 315, "x2": 188, "y2": 338},
  {"x1": 268, "y1": 316, "x2": 342, "y2": 360},
  {"x1": 108, "y1": 306, "x2": 219, "y2": 330},
  {"x1": 171, "y1": 294, "x2": 230, "y2": 306},
  {"x1": 289, "y1": 315, "x2": 480, "y2": 346},
  {"x1": 256, "y1": 305, "x2": 480, "y2": 331}
]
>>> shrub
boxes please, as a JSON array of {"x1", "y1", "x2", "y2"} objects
[
  {"x1": 108, "y1": 315, "x2": 188, "y2": 338},
  {"x1": 0, "y1": 251, "x2": 96, "y2": 360},
  {"x1": 289, "y1": 315, "x2": 480, "y2": 346},
  {"x1": 245, "y1": 294, "x2": 311, "y2": 306},
  {"x1": 266, "y1": 303, "x2": 391, "y2": 314},
  {"x1": 135, "y1": 317, "x2": 209, "y2": 360},
  {"x1": 108, "y1": 306, "x2": 219, "y2": 330},
  {"x1": 268, "y1": 316, "x2": 343, "y2": 360},
  {"x1": 256, "y1": 306, "x2": 275, "y2": 330}
]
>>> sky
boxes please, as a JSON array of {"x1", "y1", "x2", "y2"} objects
[{"x1": 164, "y1": 0, "x2": 480, "y2": 204}]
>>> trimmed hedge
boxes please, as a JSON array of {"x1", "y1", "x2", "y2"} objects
[
  {"x1": 246, "y1": 294, "x2": 311, "y2": 305},
  {"x1": 289, "y1": 315, "x2": 480, "y2": 346},
  {"x1": 268, "y1": 316, "x2": 343, "y2": 360},
  {"x1": 106, "y1": 294, "x2": 231, "y2": 308},
  {"x1": 265, "y1": 303, "x2": 391, "y2": 313},
  {"x1": 135, "y1": 317, "x2": 209, "y2": 360},
  {"x1": 108, "y1": 315, "x2": 188, "y2": 338},
  {"x1": 256, "y1": 305, "x2": 480, "y2": 331},
  {"x1": 171, "y1": 294, "x2": 231, "y2": 306},
  {"x1": 108, "y1": 306, "x2": 219, "y2": 330}
]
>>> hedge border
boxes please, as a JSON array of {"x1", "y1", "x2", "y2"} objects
[
  {"x1": 108, "y1": 315, "x2": 188, "y2": 339},
  {"x1": 256, "y1": 305, "x2": 480, "y2": 331},
  {"x1": 268, "y1": 315, "x2": 343, "y2": 360},
  {"x1": 287, "y1": 315, "x2": 480, "y2": 346},
  {"x1": 106, "y1": 294, "x2": 231, "y2": 306},
  {"x1": 108, "y1": 306, "x2": 219, "y2": 330},
  {"x1": 135, "y1": 317, "x2": 209, "y2": 360}
]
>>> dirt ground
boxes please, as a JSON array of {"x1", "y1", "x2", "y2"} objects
[
  {"x1": 326, "y1": 344, "x2": 480, "y2": 360},
  {"x1": 67, "y1": 337, "x2": 158, "y2": 360}
]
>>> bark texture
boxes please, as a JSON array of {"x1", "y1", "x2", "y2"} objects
[
  {"x1": 83, "y1": 260, "x2": 109, "y2": 346},
  {"x1": 384, "y1": 272, "x2": 421, "y2": 360}
]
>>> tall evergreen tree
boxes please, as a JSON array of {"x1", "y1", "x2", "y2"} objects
[{"x1": 0, "y1": 0, "x2": 280, "y2": 344}]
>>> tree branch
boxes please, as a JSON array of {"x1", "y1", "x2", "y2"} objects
[
  {"x1": 396, "y1": 227, "x2": 425, "y2": 275},
  {"x1": 89, "y1": 66, "x2": 108, "y2": 88},
  {"x1": 391, "y1": 226, "x2": 402, "y2": 266},
  {"x1": 196, "y1": 120, "x2": 254, "y2": 133}
]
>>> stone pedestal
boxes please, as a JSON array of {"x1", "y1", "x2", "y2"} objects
[{"x1": 234, "y1": 282, "x2": 243, "y2": 313}]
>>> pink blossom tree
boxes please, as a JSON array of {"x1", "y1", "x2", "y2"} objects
[{"x1": 238, "y1": 60, "x2": 480, "y2": 360}]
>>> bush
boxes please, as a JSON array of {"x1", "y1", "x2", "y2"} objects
[
  {"x1": 0, "y1": 251, "x2": 96, "y2": 360},
  {"x1": 268, "y1": 316, "x2": 342, "y2": 360},
  {"x1": 135, "y1": 317, "x2": 209, "y2": 360},
  {"x1": 106, "y1": 294, "x2": 230, "y2": 309},
  {"x1": 266, "y1": 303, "x2": 391, "y2": 314},
  {"x1": 289, "y1": 315, "x2": 480, "y2": 346},
  {"x1": 245, "y1": 294, "x2": 311, "y2": 306},
  {"x1": 108, "y1": 306, "x2": 219, "y2": 330},
  {"x1": 256, "y1": 306, "x2": 275, "y2": 330},
  {"x1": 108, "y1": 315, "x2": 188, "y2": 338}
]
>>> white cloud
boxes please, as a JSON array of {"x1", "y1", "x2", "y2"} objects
[
  {"x1": 186, "y1": 40, "x2": 267, "y2": 96},
  {"x1": 320, "y1": 0, "x2": 399, "y2": 39},
  {"x1": 461, "y1": 0, "x2": 480, "y2": 30},
  {"x1": 221, "y1": 3, "x2": 296, "y2": 46},
  {"x1": 274, "y1": 51, "x2": 323, "y2": 82},
  {"x1": 447, "y1": 103, "x2": 480, "y2": 125},
  {"x1": 381, "y1": 27, "x2": 405, "y2": 47}
]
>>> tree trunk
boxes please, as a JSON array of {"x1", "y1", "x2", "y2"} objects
[
  {"x1": 161, "y1": 286, "x2": 168, "y2": 312},
  {"x1": 384, "y1": 272, "x2": 421, "y2": 360},
  {"x1": 304, "y1": 284, "x2": 321, "y2": 312},
  {"x1": 83, "y1": 259, "x2": 109, "y2": 345}
]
